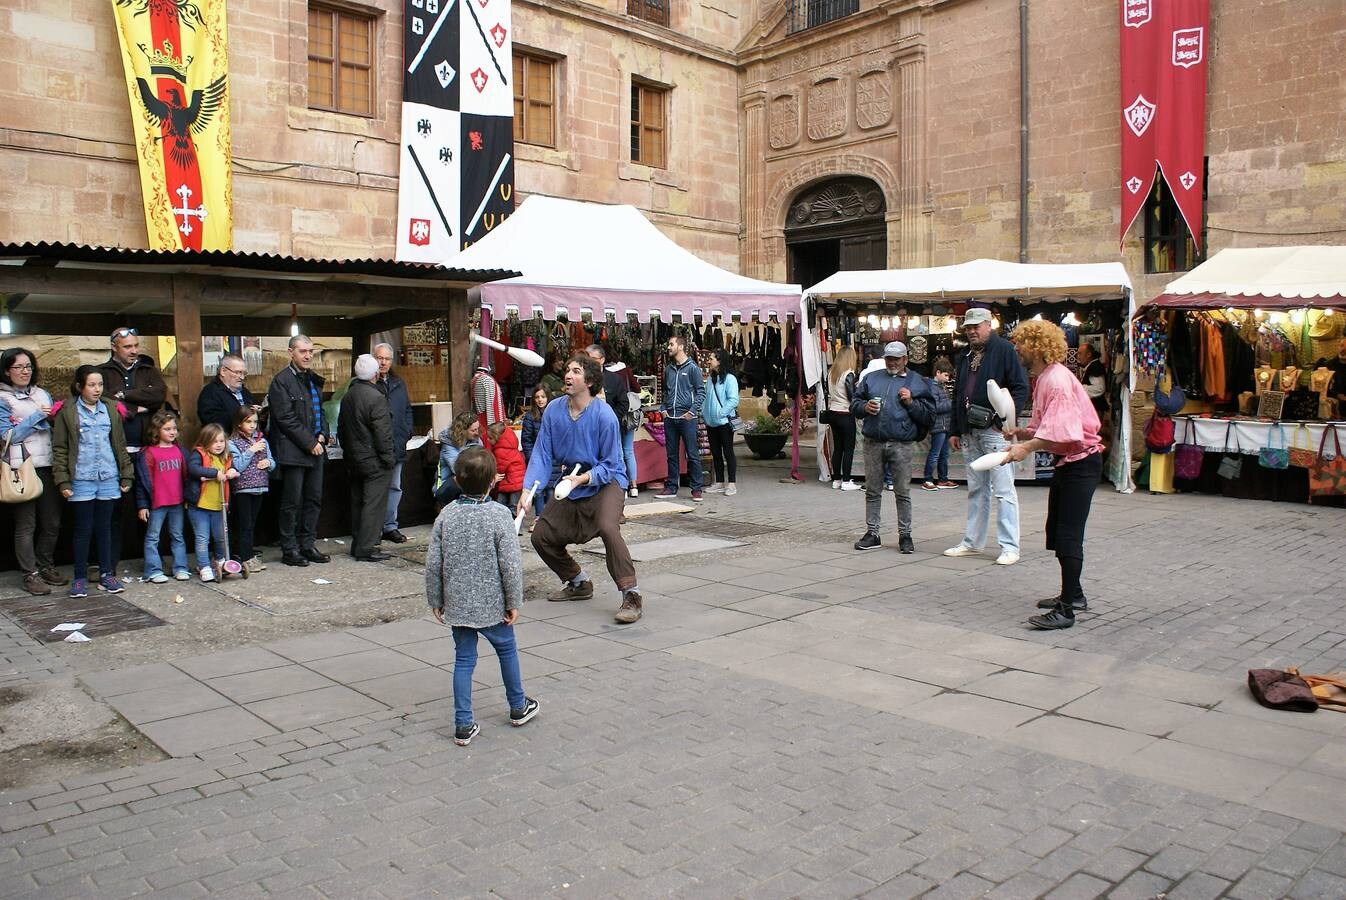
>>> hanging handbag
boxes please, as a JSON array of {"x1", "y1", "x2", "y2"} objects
[
  {"x1": 1258, "y1": 423, "x2": 1290, "y2": 470},
  {"x1": 0, "y1": 435, "x2": 43, "y2": 504},
  {"x1": 1308, "y1": 424, "x2": 1346, "y2": 501},
  {"x1": 1288, "y1": 423, "x2": 1316, "y2": 468},
  {"x1": 1217, "y1": 421, "x2": 1243, "y2": 481},
  {"x1": 1173, "y1": 419, "x2": 1204, "y2": 480}
]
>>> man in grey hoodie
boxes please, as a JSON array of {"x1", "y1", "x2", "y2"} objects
[
  {"x1": 850, "y1": 342, "x2": 936, "y2": 554},
  {"x1": 654, "y1": 335, "x2": 706, "y2": 501}
]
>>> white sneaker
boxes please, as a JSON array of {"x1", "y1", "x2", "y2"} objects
[
  {"x1": 840, "y1": 481, "x2": 863, "y2": 492},
  {"x1": 725, "y1": 484, "x2": 737, "y2": 496},
  {"x1": 995, "y1": 551, "x2": 1020, "y2": 566},
  {"x1": 198, "y1": 566, "x2": 216, "y2": 582},
  {"x1": 705, "y1": 483, "x2": 725, "y2": 493},
  {"x1": 174, "y1": 571, "x2": 191, "y2": 581},
  {"x1": 629, "y1": 487, "x2": 638, "y2": 498},
  {"x1": 147, "y1": 573, "x2": 169, "y2": 584},
  {"x1": 832, "y1": 480, "x2": 842, "y2": 490},
  {"x1": 943, "y1": 545, "x2": 979, "y2": 558}
]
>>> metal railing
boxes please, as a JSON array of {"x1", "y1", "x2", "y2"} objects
[{"x1": 786, "y1": 0, "x2": 859, "y2": 34}]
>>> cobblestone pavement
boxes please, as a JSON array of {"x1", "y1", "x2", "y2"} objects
[{"x1": 3, "y1": 458, "x2": 1346, "y2": 898}]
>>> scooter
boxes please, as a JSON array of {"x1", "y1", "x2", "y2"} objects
[{"x1": 218, "y1": 493, "x2": 248, "y2": 580}]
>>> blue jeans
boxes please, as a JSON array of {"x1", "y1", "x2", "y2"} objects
[
  {"x1": 923, "y1": 432, "x2": 950, "y2": 481},
  {"x1": 621, "y1": 428, "x2": 637, "y2": 488},
  {"x1": 451, "y1": 623, "x2": 526, "y2": 727},
  {"x1": 143, "y1": 505, "x2": 188, "y2": 577},
  {"x1": 383, "y1": 461, "x2": 403, "y2": 532},
  {"x1": 188, "y1": 507, "x2": 226, "y2": 569},
  {"x1": 71, "y1": 498, "x2": 116, "y2": 581},
  {"x1": 662, "y1": 417, "x2": 703, "y2": 493},
  {"x1": 959, "y1": 428, "x2": 1020, "y2": 554}
]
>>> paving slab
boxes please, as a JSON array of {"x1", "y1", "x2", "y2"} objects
[
  {"x1": 305, "y1": 648, "x2": 430, "y2": 683},
  {"x1": 1256, "y1": 770, "x2": 1346, "y2": 832},
  {"x1": 265, "y1": 631, "x2": 381, "y2": 663},
  {"x1": 136, "y1": 706, "x2": 279, "y2": 757},
  {"x1": 171, "y1": 646, "x2": 293, "y2": 681},
  {"x1": 584, "y1": 535, "x2": 745, "y2": 561},
  {"x1": 1166, "y1": 711, "x2": 1332, "y2": 766},
  {"x1": 1002, "y1": 715, "x2": 1156, "y2": 768},
  {"x1": 1116, "y1": 740, "x2": 1289, "y2": 805},
  {"x1": 244, "y1": 685, "x2": 388, "y2": 731},
  {"x1": 80, "y1": 663, "x2": 198, "y2": 699},
  {"x1": 349, "y1": 670, "x2": 451, "y2": 709},
  {"x1": 900, "y1": 692, "x2": 1043, "y2": 737},
  {"x1": 1056, "y1": 687, "x2": 1211, "y2": 736},
  {"x1": 346, "y1": 618, "x2": 441, "y2": 647},
  {"x1": 107, "y1": 682, "x2": 233, "y2": 726},
  {"x1": 206, "y1": 665, "x2": 339, "y2": 705},
  {"x1": 961, "y1": 670, "x2": 1101, "y2": 711},
  {"x1": 522, "y1": 635, "x2": 644, "y2": 668}
]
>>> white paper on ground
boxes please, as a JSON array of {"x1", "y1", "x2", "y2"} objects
[
  {"x1": 312, "y1": 578, "x2": 333, "y2": 585},
  {"x1": 63, "y1": 631, "x2": 91, "y2": 643},
  {"x1": 51, "y1": 623, "x2": 86, "y2": 632}
]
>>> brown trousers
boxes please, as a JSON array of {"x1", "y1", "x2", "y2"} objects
[{"x1": 531, "y1": 481, "x2": 636, "y2": 591}]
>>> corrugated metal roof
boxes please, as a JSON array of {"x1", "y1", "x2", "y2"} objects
[{"x1": 0, "y1": 241, "x2": 519, "y2": 284}]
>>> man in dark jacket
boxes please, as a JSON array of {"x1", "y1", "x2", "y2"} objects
[
  {"x1": 197, "y1": 354, "x2": 258, "y2": 432},
  {"x1": 850, "y1": 342, "x2": 936, "y2": 554},
  {"x1": 945, "y1": 308, "x2": 1031, "y2": 566},
  {"x1": 373, "y1": 343, "x2": 413, "y2": 543},
  {"x1": 339, "y1": 354, "x2": 395, "y2": 561},
  {"x1": 267, "y1": 334, "x2": 330, "y2": 567},
  {"x1": 99, "y1": 327, "x2": 168, "y2": 450}
]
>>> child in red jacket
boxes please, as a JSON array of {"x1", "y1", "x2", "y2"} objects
[{"x1": 485, "y1": 421, "x2": 525, "y2": 510}]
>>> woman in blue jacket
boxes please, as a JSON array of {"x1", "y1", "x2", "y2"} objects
[
  {"x1": 434, "y1": 413, "x2": 483, "y2": 504},
  {"x1": 702, "y1": 349, "x2": 740, "y2": 496}
]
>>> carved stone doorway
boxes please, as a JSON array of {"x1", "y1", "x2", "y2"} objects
[{"x1": 785, "y1": 176, "x2": 887, "y2": 288}]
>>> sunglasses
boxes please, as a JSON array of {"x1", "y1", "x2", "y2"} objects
[{"x1": 112, "y1": 328, "x2": 139, "y2": 340}]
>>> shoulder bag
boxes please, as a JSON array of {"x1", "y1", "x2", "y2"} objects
[
  {"x1": 1258, "y1": 423, "x2": 1290, "y2": 470},
  {"x1": 1173, "y1": 418, "x2": 1204, "y2": 480},
  {"x1": 1217, "y1": 421, "x2": 1243, "y2": 481},
  {"x1": 1288, "y1": 423, "x2": 1316, "y2": 468},
  {"x1": 0, "y1": 434, "x2": 43, "y2": 503},
  {"x1": 1308, "y1": 424, "x2": 1346, "y2": 502}
]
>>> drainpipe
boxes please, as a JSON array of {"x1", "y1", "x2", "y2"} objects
[{"x1": 1019, "y1": 0, "x2": 1029, "y2": 263}]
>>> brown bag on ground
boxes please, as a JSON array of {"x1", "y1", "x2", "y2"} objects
[{"x1": 1247, "y1": 668, "x2": 1318, "y2": 713}]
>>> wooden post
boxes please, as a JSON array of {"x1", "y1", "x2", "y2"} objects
[
  {"x1": 172, "y1": 275, "x2": 204, "y2": 440},
  {"x1": 445, "y1": 287, "x2": 471, "y2": 417}
]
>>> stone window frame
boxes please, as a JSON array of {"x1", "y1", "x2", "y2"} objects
[
  {"x1": 513, "y1": 50, "x2": 557, "y2": 149},
  {"x1": 306, "y1": 1, "x2": 379, "y2": 118},
  {"x1": 630, "y1": 78, "x2": 670, "y2": 169},
  {"x1": 627, "y1": 0, "x2": 671, "y2": 29},
  {"x1": 1144, "y1": 159, "x2": 1207, "y2": 274}
]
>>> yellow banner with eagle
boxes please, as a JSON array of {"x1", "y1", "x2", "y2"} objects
[{"x1": 110, "y1": 0, "x2": 232, "y2": 250}]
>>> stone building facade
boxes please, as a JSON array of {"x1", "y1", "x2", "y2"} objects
[{"x1": 1, "y1": 0, "x2": 1342, "y2": 300}]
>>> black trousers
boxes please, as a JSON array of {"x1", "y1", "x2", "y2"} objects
[
  {"x1": 707, "y1": 423, "x2": 737, "y2": 483},
  {"x1": 231, "y1": 492, "x2": 265, "y2": 561},
  {"x1": 1045, "y1": 452, "x2": 1103, "y2": 560},
  {"x1": 278, "y1": 457, "x2": 324, "y2": 555},
  {"x1": 348, "y1": 468, "x2": 393, "y2": 557},
  {"x1": 825, "y1": 412, "x2": 857, "y2": 481}
]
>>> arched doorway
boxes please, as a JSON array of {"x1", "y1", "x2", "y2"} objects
[{"x1": 785, "y1": 176, "x2": 887, "y2": 288}]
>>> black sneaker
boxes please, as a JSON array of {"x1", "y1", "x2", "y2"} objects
[
  {"x1": 898, "y1": 534, "x2": 915, "y2": 554},
  {"x1": 510, "y1": 697, "x2": 540, "y2": 726},
  {"x1": 1037, "y1": 595, "x2": 1088, "y2": 611},
  {"x1": 1028, "y1": 609, "x2": 1075, "y2": 630},
  {"x1": 454, "y1": 722, "x2": 480, "y2": 746},
  {"x1": 854, "y1": 532, "x2": 882, "y2": 551}
]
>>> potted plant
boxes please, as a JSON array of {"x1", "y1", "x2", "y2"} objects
[{"x1": 742, "y1": 413, "x2": 789, "y2": 459}]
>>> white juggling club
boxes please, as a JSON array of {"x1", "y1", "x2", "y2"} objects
[{"x1": 470, "y1": 332, "x2": 546, "y2": 368}]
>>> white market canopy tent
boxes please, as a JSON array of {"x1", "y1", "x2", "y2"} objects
[
  {"x1": 801, "y1": 258, "x2": 1136, "y2": 492},
  {"x1": 449, "y1": 195, "x2": 802, "y2": 320},
  {"x1": 1139, "y1": 245, "x2": 1346, "y2": 312}
]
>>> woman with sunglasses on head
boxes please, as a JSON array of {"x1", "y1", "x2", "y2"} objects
[{"x1": 0, "y1": 348, "x2": 67, "y2": 595}]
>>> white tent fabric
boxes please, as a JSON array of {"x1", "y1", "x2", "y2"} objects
[
  {"x1": 804, "y1": 258, "x2": 1134, "y2": 302},
  {"x1": 449, "y1": 196, "x2": 801, "y2": 319},
  {"x1": 1157, "y1": 245, "x2": 1346, "y2": 301},
  {"x1": 801, "y1": 259, "x2": 1135, "y2": 492}
]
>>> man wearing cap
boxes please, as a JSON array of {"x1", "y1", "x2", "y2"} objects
[
  {"x1": 338, "y1": 354, "x2": 395, "y2": 562},
  {"x1": 946, "y1": 309, "x2": 1031, "y2": 566},
  {"x1": 850, "y1": 342, "x2": 936, "y2": 553}
]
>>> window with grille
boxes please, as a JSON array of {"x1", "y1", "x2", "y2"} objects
[
  {"x1": 786, "y1": 0, "x2": 859, "y2": 34},
  {"x1": 627, "y1": 0, "x2": 670, "y2": 27},
  {"x1": 308, "y1": 4, "x2": 375, "y2": 116},
  {"x1": 1143, "y1": 161, "x2": 1207, "y2": 274},
  {"x1": 512, "y1": 52, "x2": 556, "y2": 148},
  {"x1": 630, "y1": 81, "x2": 667, "y2": 168}
]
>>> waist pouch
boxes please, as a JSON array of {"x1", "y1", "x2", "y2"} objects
[{"x1": 966, "y1": 403, "x2": 1002, "y2": 430}]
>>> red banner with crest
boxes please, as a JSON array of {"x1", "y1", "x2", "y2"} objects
[{"x1": 1119, "y1": 0, "x2": 1209, "y2": 247}]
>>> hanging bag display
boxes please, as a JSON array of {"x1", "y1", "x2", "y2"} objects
[
  {"x1": 1217, "y1": 421, "x2": 1243, "y2": 481},
  {"x1": 1258, "y1": 423, "x2": 1290, "y2": 470},
  {"x1": 1288, "y1": 423, "x2": 1316, "y2": 468},
  {"x1": 1308, "y1": 424, "x2": 1346, "y2": 501},
  {"x1": 0, "y1": 434, "x2": 43, "y2": 504},
  {"x1": 1173, "y1": 419, "x2": 1204, "y2": 480}
]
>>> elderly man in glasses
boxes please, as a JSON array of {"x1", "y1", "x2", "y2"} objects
[{"x1": 197, "y1": 353, "x2": 259, "y2": 433}]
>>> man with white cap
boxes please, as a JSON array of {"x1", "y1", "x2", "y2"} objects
[
  {"x1": 946, "y1": 308, "x2": 1031, "y2": 565},
  {"x1": 850, "y1": 342, "x2": 936, "y2": 553},
  {"x1": 338, "y1": 354, "x2": 395, "y2": 562}
]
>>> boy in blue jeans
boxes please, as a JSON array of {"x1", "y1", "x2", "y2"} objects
[
  {"x1": 922, "y1": 357, "x2": 957, "y2": 490},
  {"x1": 426, "y1": 447, "x2": 539, "y2": 746}
]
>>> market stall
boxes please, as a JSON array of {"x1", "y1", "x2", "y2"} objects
[
  {"x1": 803, "y1": 260, "x2": 1136, "y2": 492},
  {"x1": 1133, "y1": 246, "x2": 1346, "y2": 503},
  {"x1": 448, "y1": 196, "x2": 804, "y2": 487}
]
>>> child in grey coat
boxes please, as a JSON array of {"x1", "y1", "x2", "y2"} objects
[{"x1": 426, "y1": 447, "x2": 539, "y2": 746}]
